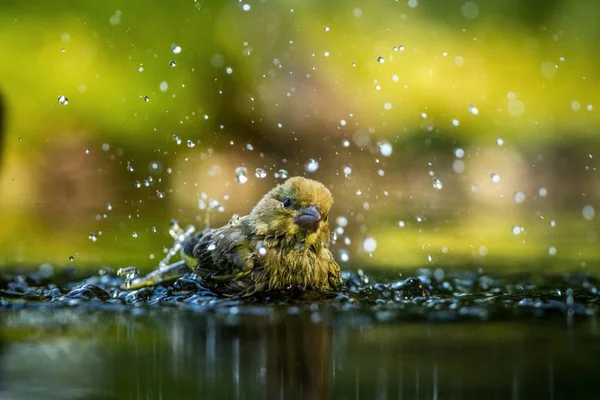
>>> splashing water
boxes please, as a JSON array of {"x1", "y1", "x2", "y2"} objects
[
  {"x1": 255, "y1": 168, "x2": 267, "y2": 178},
  {"x1": 235, "y1": 167, "x2": 249, "y2": 183},
  {"x1": 171, "y1": 43, "x2": 182, "y2": 54},
  {"x1": 305, "y1": 159, "x2": 319, "y2": 173}
]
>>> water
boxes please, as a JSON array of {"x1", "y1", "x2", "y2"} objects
[{"x1": 1, "y1": 267, "x2": 600, "y2": 399}]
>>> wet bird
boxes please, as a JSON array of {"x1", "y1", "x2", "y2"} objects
[{"x1": 181, "y1": 176, "x2": 343, "y2": 297}]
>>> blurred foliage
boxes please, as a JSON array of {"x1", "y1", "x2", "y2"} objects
[{"x1": 0, "y1": 0, "x2": 598, "y2": 272}]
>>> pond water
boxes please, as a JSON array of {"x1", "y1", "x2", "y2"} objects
[{"x1": 1, "y1": 267, "x2": 600, "y2": 399}]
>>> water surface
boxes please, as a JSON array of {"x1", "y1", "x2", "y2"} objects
[{"x1": 1, "y1": 267, "x2": 599, "y2": 399}]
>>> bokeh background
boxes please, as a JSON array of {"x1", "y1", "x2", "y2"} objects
[{"x1": 0, "y1": 0, "x2": 598, "y2": 273}]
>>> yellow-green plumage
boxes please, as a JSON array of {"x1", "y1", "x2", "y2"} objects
[{"x1": 184, "y1": 177, "x2": 343, "y2": 297}]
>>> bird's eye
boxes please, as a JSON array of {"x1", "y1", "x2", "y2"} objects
[{"x1": 282, "y1": 198, "x2": 293, "y2": 208}]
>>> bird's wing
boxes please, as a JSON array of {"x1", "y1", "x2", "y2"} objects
[{"x1": 191, "y1": 222, "x2": 256, "y2": 283}]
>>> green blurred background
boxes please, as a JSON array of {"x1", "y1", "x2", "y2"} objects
[{"x1": 0, "y1": 0, "x2": 598, "y2": 273}]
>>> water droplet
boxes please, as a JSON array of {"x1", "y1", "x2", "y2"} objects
[
  {"x1": 379, "y1": 141, "x2": 393, "y2": 157},
  {"x1": 583, "y1": 205, "x2": 595, "y2": 221},
  {"x1": 109, "y1": 10, "x2": 122, "y2": 25},
  {"x1": 235, "y1": 167, "x2": 248, "y2": 184},
  {"x1": 172, "y1": 43, "x2": 182, "y2": 54},
  {"x1": 172, "y1": 135, "x2": 182, "y2": 145},
  {"x1": 156, "y1": 191, "x2": 165, "y2": 199},
  {"x1": 69, "y1": 256, "x2": 74, "y2": 262},
  {"x1": 58, "y1": 95, "x2": 69, "y2": 105},
  {"x1": 398, "y1": 221, "x2": 405, "y2": 228},
  {"x1": 468, "y1": 104, "x2": 479, "y2": 115},
  {"x1": 255, "y1": 168, "x2": 267, "y2": 178},
  {"x1": 452, "y1": 119, "x2": 460, "y2": 127},
  {"x1": 461, "y1": 1, "x2": 479, "y2": 19},
  {"x1": 377, "y1": 56, "x2": 385, "y2": 63},
  {"x1": 187, "y1": 140, "x2": 195, "y2": 148},
  {"x1": 324, "y1": 26, "x2": 330, "y2": 32},
  {"x1": 278, "y1": 169, "x2": 289, "y2": 179},
  {"x1": 571, "y1": 100, "x2": 581, "y2": 111},
  {"x1": 242, "y1": 4, "x2": 251, "y2": 11},
  {"x1": 363, "y1": 237, "x2": 377, "y2": 253},
  {"x1": 454, "y1": 148, "x2": 465, "y2": 158},
  {"x1": 336, "y1": 216, "x2": 348, "y2": 227},
  {"x1": 338, "y1": 249, "x2": 350, "y2": 262},
  {"x1": 257, "y1": 242, "x2": 267, "y2": 257},
  {"x1": 169, "y1": 60, "x2": 177, "y2": 67},
  {"x1": 149, "y1": 162, "x2": 161, "y2": 174},
  {"x1": 538, "y1": 187, "x2": 548, "y2": 197},
  {"x1": 343, "y1": 166, "x2": 352, "y2": 176},
  {"x1": 452, "y1": 160, "x2": 465, "y2": 174},
  {"x1": 491, "y1": 173, "x2": 500, "y2": 183},
  {"x1": 132, "y1": 231, "x2": 138, "y2": 238},
  {"x1": 432, "y1": 177, "x2": 443, "y2": 190},
  {"x1": 513, "y1": 191, "x2": 525, "y2": 204},
  {"x1": 512, "y1": 226, "x2": 523, "y2": 235},
  {"x1": 342, "y1": 140, "x2": 350, "y2": 148},
  {"x1": 117, "y1": 266, "x2": 140, "y2": 281},
  {"x1": 134, "y1": 180, "x2": 142, "y2": 188},
  {"x1": 143, "y1": 95, "x2": 150, "y2": 102},
  {"x1": 89, "y1": 232, "x2": 98, "y2": 242},
  {"x1": 496, "y1": 137, "x2": 504, "y2": 146},
  {"x1": 548, "y1": 246, "x2": 557, "y2": 256},
  {"x1": 305, "y1": 158, "x2": 319, "y2": 173}
]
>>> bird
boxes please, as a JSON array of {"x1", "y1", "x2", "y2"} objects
[{"x1": 181, "y1": 176, "x2": 343, "y2": 297}]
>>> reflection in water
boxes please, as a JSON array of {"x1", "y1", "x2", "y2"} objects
[{"x1": 1, "y1": 308, "x2": 600, "y2": 400}]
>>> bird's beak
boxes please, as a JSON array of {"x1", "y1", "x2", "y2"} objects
[{"x1": 294, "y1": 205, "x2": 322, "y2": 232}]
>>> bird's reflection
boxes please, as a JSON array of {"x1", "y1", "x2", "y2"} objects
[{"x1": 1, "y1": 309, "x2": 599, "y2": 399}]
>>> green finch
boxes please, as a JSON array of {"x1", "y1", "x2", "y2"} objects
[{"x1": 181, "y1": 176, "x2": 343, "y2": 297}]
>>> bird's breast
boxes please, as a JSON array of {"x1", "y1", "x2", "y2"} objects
[{"x1": 260, "y1": 243, "x2": 330, "y2": 289}]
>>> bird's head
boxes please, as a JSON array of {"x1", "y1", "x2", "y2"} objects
[{"x1": 250, "y1": 177, "x2": 333, "y2": 247}]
